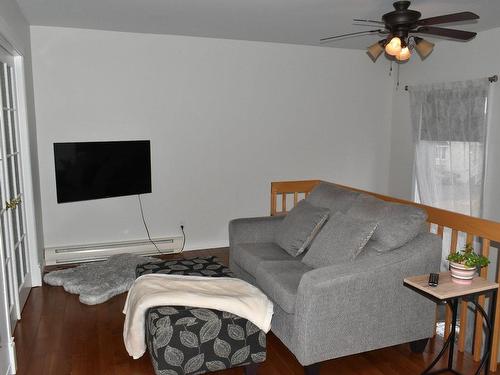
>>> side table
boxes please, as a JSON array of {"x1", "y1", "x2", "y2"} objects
[{"x1": 404, "y1": 272, "x2": 499, "y2": 375}]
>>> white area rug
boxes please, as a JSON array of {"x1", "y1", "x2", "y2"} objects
[{"x1": 43, "y1": 253, "x2": 159, "y2": 305}]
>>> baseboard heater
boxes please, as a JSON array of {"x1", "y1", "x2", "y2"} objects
[{"x1": 44, "y1": 236, "x2": 184, "y2": 266}]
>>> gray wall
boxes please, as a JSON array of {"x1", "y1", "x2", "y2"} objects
[{"x1": 30, "y1": 26, "x2": 394, "y2": 251}]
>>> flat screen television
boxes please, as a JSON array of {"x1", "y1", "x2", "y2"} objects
[{"x1": 54, "y1": 140, "x2": 151, "y2": 203}]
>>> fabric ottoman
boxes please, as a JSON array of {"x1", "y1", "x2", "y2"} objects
[{"x1": 136, "y1": 256, "x2": 267, "y2": 375}]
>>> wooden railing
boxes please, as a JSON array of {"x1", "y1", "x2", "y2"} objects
[{"x1": 271, "y1": 180, "x2": 500, "y2": 372}]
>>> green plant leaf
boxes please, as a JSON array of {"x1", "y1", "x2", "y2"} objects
[{"x1": 447, "y1": 243, "x2": 490, "y2": 268}]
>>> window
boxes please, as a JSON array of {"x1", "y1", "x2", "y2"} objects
[{"x1": 409, "y1": 79, "x2": 489, "y2": 218}]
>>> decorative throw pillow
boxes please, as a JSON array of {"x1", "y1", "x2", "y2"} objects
[
  {"x1": 347, "y1": 193, "x2": 427, "y2": 252},
  {"x1": 301, "y1": 211, "x2": 378, "y2": 268},
  {"x1": 274, "y1": 200, "x2": 329, "y2": 257}
]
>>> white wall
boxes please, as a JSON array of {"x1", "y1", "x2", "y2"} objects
[
  {"x1": 388, "y1": 27, "x2": 500, "y2": 223},
  {"x1": 30, "y1": 26, "x2": 394, "y2": 251},
  {"x1": 0, "y1": 0, "x2": 30, "y2": 52}
]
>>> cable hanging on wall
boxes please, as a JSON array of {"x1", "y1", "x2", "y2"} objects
[{"x1": 138, "y1": 194, "x2": 162, "y2": 254}]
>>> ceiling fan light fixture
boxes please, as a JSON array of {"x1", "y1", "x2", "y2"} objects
[
  {"x1": 385, "y1": 36, "x2": 402, "y2": 56},
  {"x1": 396, "y1": 46, "x2": 411, "y2": 61},
  {"x1": 320, "y1": 2, "x2": 479, "y2": 64},
  {"x1": 414, "y1": 37, "x2": 435, "y2": 59},
  {"x1": 367, "y1": 40, "x2": 385, "y2": 62}
]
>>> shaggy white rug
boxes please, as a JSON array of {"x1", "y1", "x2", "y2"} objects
[{"x1": 43, "y1": 253, "x2": 159, "y2": 305}]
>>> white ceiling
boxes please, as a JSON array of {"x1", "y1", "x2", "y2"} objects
[{"x1": 15, "y1": 0, "x2": 500, "y2": 49}]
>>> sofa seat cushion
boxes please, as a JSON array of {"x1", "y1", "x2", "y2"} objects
[
  {"x1": 275, "y1": 200, "x2": 329, "y2": 257},
  {"x1": 231, "y1": 242, "x2": 294, "y2": 277},
  {"x1": 255, "y1": 260, "x2": 312, "y2": 314},
  {"x1": 347, "y1": 193, "x2": 428, "y2": 252},
  {"x1": 306, "y1": 181, "x2": 359, "y2": 213}
]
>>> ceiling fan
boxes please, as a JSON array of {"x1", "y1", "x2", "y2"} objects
[{"x1": 321, "y1": 1, "x2": 479, "y2": 62}]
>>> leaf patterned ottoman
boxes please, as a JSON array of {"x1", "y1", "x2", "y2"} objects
[{"x1": 136, "y1": 256, "x2": 267, "y2": 375}]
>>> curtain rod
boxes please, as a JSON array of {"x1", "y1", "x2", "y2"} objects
[{"x1": 404, "y1": 75, "x2": 498, "y2": 91}]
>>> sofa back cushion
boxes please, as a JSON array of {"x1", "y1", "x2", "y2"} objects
[
  {"x1": 301, "y1": 211, "x2": 378, "y2": 268},
  {"x1": 306, "y1": 182, "x2": 359, "y2": 213},
  {"x1": 275, "y1": 200, "x2": 329, "y2": 257},
  {"x1": 347, "y1": 193, "x2": 428, "y2": 252}
]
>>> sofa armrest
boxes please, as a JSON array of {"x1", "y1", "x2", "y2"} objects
[
  {"x1": 291, "y1": 232, "x2": 441, "y2": 365},
  {"x1": 229, "y1": 216, "x2": 285, "y2": 246}
]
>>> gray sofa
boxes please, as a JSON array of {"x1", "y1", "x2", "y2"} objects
[{"x1": 229, "y1": 182, "x2": 442, "y2": 373}]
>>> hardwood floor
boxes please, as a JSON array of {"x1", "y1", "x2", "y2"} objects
[{"x1": 14, "y1": 248, "x2": 493, "y2": 375}]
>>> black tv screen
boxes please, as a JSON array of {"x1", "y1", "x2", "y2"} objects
[{"x1": 54, "y1": 140, "x2": 151, "y2": 203}]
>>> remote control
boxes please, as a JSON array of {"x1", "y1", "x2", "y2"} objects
[{"x1": 428, "y1": 273, "x2": 439, "y2": 287}]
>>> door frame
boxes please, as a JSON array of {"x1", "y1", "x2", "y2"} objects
[
  {"x1": 14, "y1": 54, "x2": 41, "y2": 287},
  {"x1": 0, "y1": 30, "x2": 40, "y2": 375}
]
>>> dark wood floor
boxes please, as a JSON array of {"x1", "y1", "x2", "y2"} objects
[{"x1": 14, "y1": 248, "x2": 492, "y2": 375}]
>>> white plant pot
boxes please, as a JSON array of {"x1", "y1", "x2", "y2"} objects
[{"x1": 449, "y1": 261, "x2": 477, "y2": 285}]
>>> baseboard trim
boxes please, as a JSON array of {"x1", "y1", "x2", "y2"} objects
[
  {"x1": 5, "y1": 336, "x2": 16, "y2": 375},
  {"x1": 44, "y1": 236, "x2": 183, "y2": 266},
  {"x1": 30, "y1": 263, "x2": 42, "y2": 287}
]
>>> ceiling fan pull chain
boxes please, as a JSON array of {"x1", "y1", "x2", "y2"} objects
[{"x1": 396, "y1": 63, "x2": 401, "y2": 91}]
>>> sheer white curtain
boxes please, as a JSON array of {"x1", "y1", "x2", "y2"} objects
[
  {"x1": 408, "y1": 78, "x2": 490, "y2": 349},
  {"x1": 409, "y1": 78, "x2": 489, "y2": 217}
]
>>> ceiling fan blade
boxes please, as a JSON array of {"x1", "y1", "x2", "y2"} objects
[
  {"x1": 417, "y1": 11, "x2": 479, "y2": 26},
  {"x1": 415, "y1": 26, "x2": 477, "y2": 41},
  {"x1": 353, "y1": 22, "x2": 385, "y2": 27},
  {"x1": 320, "y1": 29, "x2": 384, "y2": 43},
  {"x1": 353, "y1": 19, "x2": 385, "y2": 25}
]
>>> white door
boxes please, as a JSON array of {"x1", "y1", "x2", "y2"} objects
[{"x1": 0, "y1": 48, "x2": 31, "y2": 331}]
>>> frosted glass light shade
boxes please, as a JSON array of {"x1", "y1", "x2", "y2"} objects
[
  {"x1": 367, "y1": 41, "x2": 384, "y2": 62},
  {"x1": 415, "y1": 38, "x2": 434, "y2": 59},
  {"x1": 396, "y1": 47, "x2": 411, "y2": 61},
  {"x1": 385, "y1": 37, "x2": 402, "y2": 56}
]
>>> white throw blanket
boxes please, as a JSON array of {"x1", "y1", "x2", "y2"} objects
[{"x1": 123, "y1": 274, "x2": 274, "y2": 359}]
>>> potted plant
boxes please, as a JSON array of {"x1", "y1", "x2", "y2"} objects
[{"x1": 447, "y1": 243, "x2": 490, "y2": 285}]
